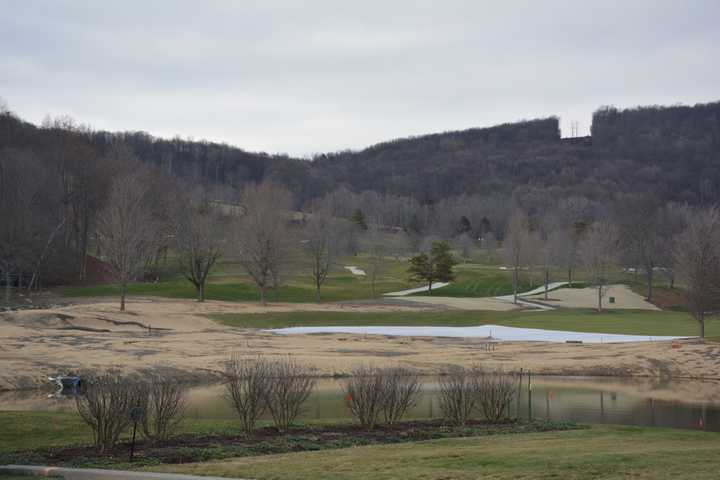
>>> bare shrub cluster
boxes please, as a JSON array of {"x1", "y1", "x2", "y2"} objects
[
  {"x1": 75, "y1": 372, "x2": 138, "y2": 453},
  {"x1": 438, "y1": 367, "x2": 480, "y2": 426},
  {"x1": 136, "y1": 373, "x2": 188, "y2": 442},
  {"x1": 224, "y1": 354, "x2": 316, "y2": 433},
  {"x1": 343, "y1": 366, "x2": 422, "y2": 429},
  {"x1": 75, "y1": 370, "x2": 188, "y2": 452},
  {"x1": 438, "y1": 366, "x2": 516, "y2": 426}
]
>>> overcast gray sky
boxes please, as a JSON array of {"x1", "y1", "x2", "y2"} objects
[{"x1": 1, "y1": 0, "x2": 718, "y2": 156}]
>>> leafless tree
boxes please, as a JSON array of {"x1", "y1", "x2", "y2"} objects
[
  {"x1": 503, "y1": 210, "x2": 532, "y2": 304},
  {"x1": 172, "y1": 195, "x2": 223, "y2": 302},
  {"x1": 379, "y1": 367, "x2": 422, "y2": 425},
  {"x1": 616, "y1": 194, "x2": 665, "y2": 302},
  {"x1": 224, "y1": 354, "x2": 272, "y2": 434},
  {"x1": 555, "y1": 197, "x2": 594, "y2": 285},
  {"x1": 304, "y1": 212, "x2": 336, "y2": 303},
  {"x1": 0, "y1": 149, "x2": 65, "y2": 303},
  {"x1": 364, "y1": 219, "x2": 386, "y2": 298},
  {"x1": 343, "y1": 366, "x2": 385, "y2": 429},
  {"x1": 438, "y1": 366, "x2": 480, "y2": 426},
  {"x1": 75, "y1": 371, "x2": 140, "y2": 453},
  {"x1": 264, "y1": 357, "x2": 316, "y2": 431},
  {"x1": 96, "y1": 171, "x2": 159, "y2": 311},
  {"x1": 236, "y1": 182, "x2": 293, "y2": 305},
  {"x1": 580, "y1": 221, "x2": 619, "y2": 311},
  {"x1": 673, "y1": 207, "x2": 720, "y2": 339},
  {"x1": 455, "y1": 233, "x2": 474, "y2": 263}
]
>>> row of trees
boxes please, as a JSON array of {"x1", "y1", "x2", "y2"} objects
[{"x1": 502, "y1": 200, "x2": 720, "y2": 338}]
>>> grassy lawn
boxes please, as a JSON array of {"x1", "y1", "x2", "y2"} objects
[
  {"x1": 0, "y1": 411, "x2": 259, "y2": 454},
  {"x1": 149, "y1": 425, "x2": 720, "y2": 480},
  {"x1": 209, "y1": 308, "x2": 713, "y2": 337},
  {"x1": 60, "y1": 256, "x2": 414, "y2": 303},
  {"x1": 412, "y1": 265, "x2": 535, "y2": 297}
]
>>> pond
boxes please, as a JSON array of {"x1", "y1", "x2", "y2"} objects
[{"x1": 2, "y1": 376, "x2": 719, "y2": 432}]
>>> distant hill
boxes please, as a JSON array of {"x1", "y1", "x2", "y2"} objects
[{"x1": 2, "y1": 100, "x2": 719, "y2": 206}]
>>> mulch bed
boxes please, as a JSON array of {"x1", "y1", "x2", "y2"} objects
[{"x1": 1, "y1": 419, "x2": 579, "y2": 468}]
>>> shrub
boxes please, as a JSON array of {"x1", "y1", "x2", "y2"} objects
[
  {"x1": 75, "y1": 371, "x2": 140, "y2": 453},
  {"x1": 136, "y1": 374, "x2": 187, "y2": 442},
  {"x1": 380, "y1": 367, "x2": 422, "y2": 425},
  {"x1": 438, "y1": 366, "x2": 480, "y2": 426},
  {"x1": 476, "y1": 368, "x2": 516, "y2": 421},
  {"x1": 264, "y1": 357, "x2": 316, "y2": 432},
  {"x1": 225, "y1": 354, "x2": 272, "y2": 434},
  {"x1": 343, "y1": 366, "x2": 385, "y2": 429}
]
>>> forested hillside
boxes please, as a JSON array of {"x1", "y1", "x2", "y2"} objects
[
  {"x1": 2, "y1": 101, "x2": 719, "y2": 209},
  {"x1": 1, "y1": 99, "x2": 719, "y2": 286}
]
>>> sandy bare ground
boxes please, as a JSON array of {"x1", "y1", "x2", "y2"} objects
[
  {"x1": 527, "y1": 284, "x2": 659, "y2": 310},
  {"x1": 1, "y1": 298, "x2": 719, "y2": 394}
]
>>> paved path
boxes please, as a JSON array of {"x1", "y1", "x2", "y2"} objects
[
  {"x1": 343, "y1": 266, "x2": 366, "y2": 276},
  {"x1": 384, "y1": 282, "x2": 450, "y2": 296},
  {"x1": 0, "y1": 465, "x2": 243, "y2": 480}
]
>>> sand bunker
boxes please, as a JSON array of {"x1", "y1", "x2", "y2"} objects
[
  {"x1": 344, "y1": 266, "x2": 366, "y2": 276},
  {"x1": 267, "y1": 325, "x2": 686, "y2": 343},
  {"x1": 527, "y1": 284, "x2": 659, "y2": 310}
]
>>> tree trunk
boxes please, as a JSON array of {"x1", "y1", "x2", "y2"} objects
[
  {"x1": 513, "y1": 268, "x2": 518, "y2": 304},
  {"x1": 260, "y1": 286, "x2": 267, "y2": 306},
  {"x1": 4, "y1": 268, "x2": 10, "y2": 306},
  {"x1": 120, "y1": 282, "x2": 127, "y2": 312},
  {"x1": 567, "y1": 267, "x2": 572, "y2": 286},
  {"x1": 544, "y1": 268, "x2": 549, "y2": 300},
  {"x1": 646, "y1": 267, "x2": 653, "y2": 302},
  {"x1": 428, "y1": 279, "x2": 433, "y2": 293},
  {"x1": 699, "y1": 311, "x2": 705, "y2": 339},
  {"x1": 315, "y1": 284, "x2": 321, "y2": 304},
  {"x1": 597, "y1": 285, "x2": 602, "y2": 312},
  {"x1": 197, "y1": 283, "x2": 205, "y2": 302}
]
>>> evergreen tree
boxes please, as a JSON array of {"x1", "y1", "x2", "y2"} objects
[
  {"x1": 350, "y1": 208, "x2": 367, "y2": 231},
  {"x1": 407, "y1": 241, "x2": 457, "y2": 292}
]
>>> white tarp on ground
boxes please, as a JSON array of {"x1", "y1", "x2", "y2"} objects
[{"x1": 266, "y1": 324, "x2": 688, "y2": 343}]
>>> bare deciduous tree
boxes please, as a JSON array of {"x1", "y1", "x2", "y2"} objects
[
  {"x1": 304, "y1": 212, "x2": 336, "y2": 303},
  {"x1": 364, "y1": 219, "x2": 386, "y2": 298},
  {"x1": 97, "y1": 171, "x2": 159, "y2": 311},
  {"x1": 673, "y1": 207, "x2": 720, "y2": 339},
  {"x1": 236, "y1": 182, "x2": 293, "y2": 306},
  {"x1": 616, "y1": 194, "x2": 664, "y2": 302},
  {"x1": 503, "y1": 210, "x2": 532, "y2": 304},
  {"x1": 580, "y1": 221, "x2": 619, "y2": 311},
  {"x1": 172, "y1": 195, "x2": 222, "y2": 302}
]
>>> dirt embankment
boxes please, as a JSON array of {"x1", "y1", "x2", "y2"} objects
[{"x1": 0, "y1": 298, "x2": 718, "y2": 392}]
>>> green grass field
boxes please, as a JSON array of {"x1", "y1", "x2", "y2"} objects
[
  {"x1": 209, "y1": 308, "x2": 713, "y2": 337},
  {"x1": 0, "y1": 411, "x2": 260, "y2": 453},
  {"x1": 61, "y1": 256, "x2": 415, "y2": 303},
  {"x1": 60, "y1": 259, "x2": 575, "y2": 302},
  {"x1": 150, "y1": 425, "x2": 720, "y2": 480}
]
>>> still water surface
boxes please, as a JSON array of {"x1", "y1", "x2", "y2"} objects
[{"x1": 2, "y1": 376, "x2": 719, "y2": 432}]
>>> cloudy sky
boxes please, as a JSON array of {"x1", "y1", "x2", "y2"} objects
[{"x1": 1, "y1": 0, "x2": 718, "y2": 156}]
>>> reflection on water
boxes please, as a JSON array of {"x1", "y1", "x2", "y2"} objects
[{"x1": 2, "y1": 376, "x2": 719, "y2": 432}]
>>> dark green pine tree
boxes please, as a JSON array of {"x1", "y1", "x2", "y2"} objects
[{"x1": 407, "y1": 241, "x2": 457, "y2": 292}]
